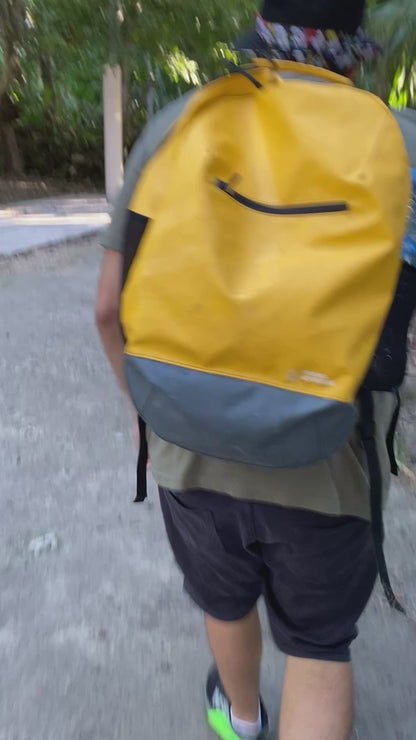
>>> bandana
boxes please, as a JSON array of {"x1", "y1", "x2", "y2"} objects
[{"x1": 250, "y1": 13, "x2": 380, "y2": 73}]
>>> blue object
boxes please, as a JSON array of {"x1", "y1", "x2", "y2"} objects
[{"x1": 402, "y1": 169, "x2": 416, "y2": 267}]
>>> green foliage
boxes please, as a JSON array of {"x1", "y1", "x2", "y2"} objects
[
  {"x1": 365, "y1": 0, "x2": 416, "y2": 107},
  {"x1": 0, "y1": 0, "x2": 256, "y2": 177},
  {"x1": 0, "y1": 0, "x2": 413, "y2": 178}
]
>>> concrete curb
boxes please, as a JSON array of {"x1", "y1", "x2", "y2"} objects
[{"x1": 0, "y1": 195, "x2": 110, "y2": 257}]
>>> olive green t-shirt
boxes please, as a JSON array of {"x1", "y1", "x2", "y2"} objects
[{"x1": 100, "y1": 92, "x2": 414, "y2": 520}]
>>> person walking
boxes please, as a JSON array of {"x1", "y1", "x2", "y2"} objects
[{"x1": 96, "y1": 2, "x2": 414, "y2": 738}]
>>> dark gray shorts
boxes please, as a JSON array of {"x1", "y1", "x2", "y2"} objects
[{"x1": 159, "y1": 488, "x2": 377, "y2": 662}]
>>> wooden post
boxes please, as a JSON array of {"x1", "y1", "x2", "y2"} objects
[{"x1": 103, "y1": 64, "x2": 123, "y2": 204}]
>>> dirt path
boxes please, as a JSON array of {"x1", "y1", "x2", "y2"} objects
[{"x1": 0, "y1": 238, "x2": 415, "y2": 739}]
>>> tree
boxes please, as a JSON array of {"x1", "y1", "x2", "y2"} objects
[
  {"x1": 367, "y1": 0, "x2": 416, "y2": 106},
  {"x1": 0, "y1": 0, "x2": 256, "y2": 176},
  {"x1": 0, "y1": 0, "x2": 26, "y2": 173}
]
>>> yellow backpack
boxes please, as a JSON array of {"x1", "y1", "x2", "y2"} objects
[{"x1": 121, "y1": 60, "x2": 410, "y2": 470}]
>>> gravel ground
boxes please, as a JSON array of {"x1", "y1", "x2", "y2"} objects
[{"x1": 1, "y1": 237, "x2": 416, "y2": 740}]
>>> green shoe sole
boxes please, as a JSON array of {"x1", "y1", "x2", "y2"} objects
[{"x1": 207, "y1": 707, "x2": 246, "y2": 740}]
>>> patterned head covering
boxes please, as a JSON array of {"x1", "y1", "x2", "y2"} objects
[{"x1": 234, "y1": 13, "x2": 380, "y2": 74}]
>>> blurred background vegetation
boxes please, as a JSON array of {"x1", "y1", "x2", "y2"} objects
[{"x1": 0, "y1": 0, "x2": 414, "y2": 182}]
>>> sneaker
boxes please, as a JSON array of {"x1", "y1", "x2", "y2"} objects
[{"x1": 205, "y1": 666, "x2": 269, "y2": 740}]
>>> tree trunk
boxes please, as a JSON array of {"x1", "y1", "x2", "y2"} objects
[
  {"x1": 146, "y1": 54, "x2": 156, "y2": 120},
  {"x1": 146, "y1": 82, "x2": 156, "y2": 120},
  {"x1": 122, "y1": 61, "x2": 131, "y2": 153},
  {"x1": 40, "y1": 56, "x2": 57, "y2": 125},
  {"x1": 1, "y1": 122, "x2": 24, "y2": 175}
]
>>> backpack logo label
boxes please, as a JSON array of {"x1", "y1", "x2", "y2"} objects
[{"x1": 287, "y1": 370, "x2": 335, "y2": 387}]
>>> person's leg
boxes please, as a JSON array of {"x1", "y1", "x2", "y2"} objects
[
  {"x1": 158, "y1": 488, "x2": 267, "y2": 736},
  {"x1": 279, "y1": 657, "x2": 353, "y2": 740},
  {"x1": 254, "y1": 503, "x2": 377, "y2": 740},
  {"x1": 205, "y1": 607, "x2": 262, "y2": 722}
]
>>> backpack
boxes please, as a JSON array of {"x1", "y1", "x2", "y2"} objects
[
  {"x1": 121, "y1": 61, "x2": 412, "y2": 608},
  {"x1": 121, "y1": 60, "x2": 410, "y2": 462}
]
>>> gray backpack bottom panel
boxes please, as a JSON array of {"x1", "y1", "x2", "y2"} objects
[{"x1": 125, "y1": 356, "x2": 356, "y2": 468}]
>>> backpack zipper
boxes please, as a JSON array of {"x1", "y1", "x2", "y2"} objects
[{"x1": 215, "y1": 179, "x2": 349, "y2": 216}]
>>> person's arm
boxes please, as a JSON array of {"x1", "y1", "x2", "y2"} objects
[
  {"x1": 96, "y1": 95, "x2": 190, "y2": 395},
  {"x1": 95, "y1": 248, "x2": 127, "y2": 391},
  {"x1": 95, "y1": 124, "x2": 152, "y2": 388},
  {"x1": 95, "y1": 247, "x2": 140, "y2": 448},
  {"x1": 95, "y1": 129, "x2": 154, "y2": 451}
]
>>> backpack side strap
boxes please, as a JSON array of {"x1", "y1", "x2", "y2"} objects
[
  {"x1": 134, "y1": 416, "x2": 148, "y2": 503},
  {"x1": 358, "y1": 390, "x2": 406, "y2": 614},
  {"x1": 386, "y1": 388, "x2": 401, "y2": 477}
]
